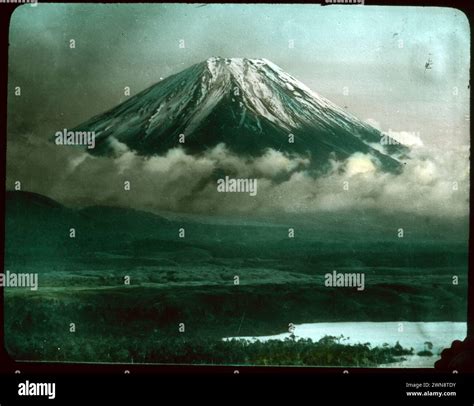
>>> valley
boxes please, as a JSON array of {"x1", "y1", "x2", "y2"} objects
[{"x1": 3, "y1": 191, "x2": 468, "y2": 366}]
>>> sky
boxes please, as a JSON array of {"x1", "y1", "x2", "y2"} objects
[
  {"x1": 8, "y1": 4, "x2": 470, "y2": 145},
  {"x1": 5, "y1": 3, "x2": 471, "y2": 218}
]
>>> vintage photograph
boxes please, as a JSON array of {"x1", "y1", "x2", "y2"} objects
[{"x1": 4, "y1": 3, "x2": 469, "y2": 367}]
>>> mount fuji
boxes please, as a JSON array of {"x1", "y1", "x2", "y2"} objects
[{"x1": 73, "y1": 57, "x2": 407, "y2": 172}]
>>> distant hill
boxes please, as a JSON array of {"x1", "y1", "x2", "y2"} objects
[{"x1": 4, "y1": 191, "x2": 176, "y2": 259}]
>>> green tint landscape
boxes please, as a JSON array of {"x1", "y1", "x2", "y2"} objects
[{"x1": 4, "y1": 191, "x2": 468, "y2": 365}]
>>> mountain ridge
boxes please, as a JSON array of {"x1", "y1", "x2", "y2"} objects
[{"x1": 73, "y1": 57, "x2": 407, "y2": 172}]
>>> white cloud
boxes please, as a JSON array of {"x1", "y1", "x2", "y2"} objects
[
  {"x1": 8, "y1": 139, "x2": 469, "y2": 219},
  {"x1": 344, "y1": 153, "x2": 377, "y2": 176}
]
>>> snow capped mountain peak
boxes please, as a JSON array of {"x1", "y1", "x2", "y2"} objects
[
  {"x1": 204, "y1": 57, "x2": 288, "y2": 81},
  {"x1": 197, "y1": 57, "x2": 361, "y2": 132},
  {"x1": 73, "y1": 57, "x2": 407, "y2": 172},
  {"x1": 204, "y1": 57, "x2": 270, "y2": 80}
]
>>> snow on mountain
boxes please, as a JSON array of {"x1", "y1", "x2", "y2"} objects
[{"x1": 73, "y1": 57, "x2": 407, "y2": 172}]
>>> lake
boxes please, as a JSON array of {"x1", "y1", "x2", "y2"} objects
[{"x1": 224, "y1": 321, "x2": 467, "y2": 368}]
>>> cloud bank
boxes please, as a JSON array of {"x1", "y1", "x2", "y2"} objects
[{"x1": 7, "y1": 135, "x2": 469, "y2": 219}]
